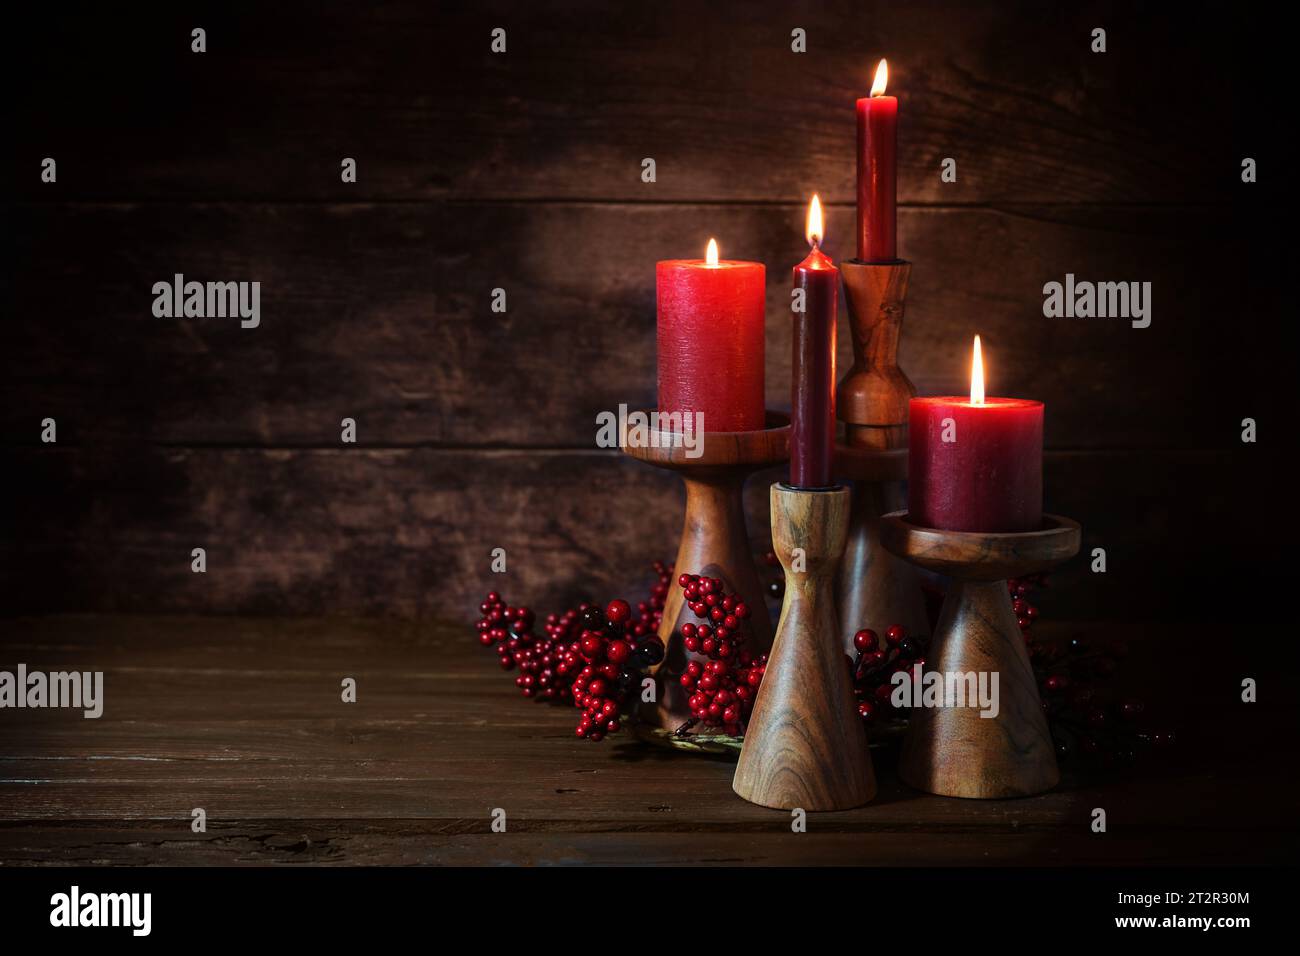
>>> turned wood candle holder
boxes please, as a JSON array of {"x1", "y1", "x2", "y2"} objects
[
  {"x1": 733, "y1": 483, "x2": 875, "y2": 811},
  {"x1": 880, "y1": 512, "x2": 1082, "y2": 799},
  {"x1": 621, "y1": 410, "x2": 790, "y2": 730},
  {"x1": 835, "y1": 259, "x2": 927, "y2": 655}
]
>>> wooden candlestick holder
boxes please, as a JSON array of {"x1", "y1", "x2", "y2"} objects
[
  {"x1": 880, "y1": 512, "x2": 1082, "y2": 799},
  {"x1": 835, "y1": 259, "x2": 927, "y2": 654},
  {"x1": 621, "y1": 410, "x2": 790, "y2": 730},
  {"x1": 733, "y1": 483, "x2": 875, "y2": 811}
]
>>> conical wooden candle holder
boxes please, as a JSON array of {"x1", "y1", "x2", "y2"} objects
[
  {"x1": 733, "y1": 483, "x2": 875, "y2": 811},
  {"x1": 835, "y1": 259, "x2": 927, "y2": 654},
  {"x1": 880, "y1": 512, "x2": 1082, "y2": 799},
  {"x1": 621, "y1": 410, "x2": 789, "y2": 730}
]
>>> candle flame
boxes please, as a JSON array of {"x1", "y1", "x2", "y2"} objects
[
  {"x1": 705, "y1": 238, "x2": 719, "y2": 267},
  {"x1": 805, "y1": 194, "x2": 824, "y2": 247},
  {"x1": 970, "y1": 334, "x2": 985, "y2": 405},
  {"x1": 871, "y1": 59, "x2": 889, "y2": 97}
]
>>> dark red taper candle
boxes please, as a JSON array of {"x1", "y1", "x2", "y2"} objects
[
  {"x1": 856, "y1": 59, "x2": 898, "y2": 262},
  {"x1": 791, "y1": 196, "x2": 837, "y2": 489}
]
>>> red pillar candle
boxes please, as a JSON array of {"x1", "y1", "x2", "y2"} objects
[
  {"x1": 908, "y1": 336, "x2": 1043, "y2": 532},
  {"x1": 657, "y1": 239, "x2": 766, "y2": 433},
  {"x1": 856, "y1": 59, "x2": 898, "y2": 262},
  {"x1": 790, "y1": 195, "x2": 838, "y2": 489}
]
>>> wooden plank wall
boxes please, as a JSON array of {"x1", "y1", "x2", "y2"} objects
[{"x1": 2, "y1": 2, "x2": 1287, "y2": 625}]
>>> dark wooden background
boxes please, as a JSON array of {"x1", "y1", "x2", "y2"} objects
[{"x1": 2, "y1": 2, "x2": 1288, "y2": 636}]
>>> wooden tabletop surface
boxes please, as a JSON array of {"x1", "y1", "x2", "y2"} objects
[{"x1": 0, "y1": 615, "x2": 1288, "y2": 866}]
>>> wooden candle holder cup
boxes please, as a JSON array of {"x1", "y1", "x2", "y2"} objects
[
  {"x1": 835, "y1": 258, "x2": 926, "y2": 653},
  {"x1": 880, "y1": 512, "x2": 1082, "y2": 799},
  {"x1": 838, "y1": 259, "x2": 915, "y2": 427},
  {"x1": 733, "y1": 483, "x2": 875, "y2": 811},
  {"x1": 621, "y1": 411, "x2": 790, "y2": 730}
]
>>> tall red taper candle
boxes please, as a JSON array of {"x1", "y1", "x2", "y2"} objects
[
  {"x1": 908, "y1": 336, "x2": 1043, "y2": 532},
  {"x1": 856, "y1": 59, "x2": 898, "y2": 262},
  {"x1": 657, "y1": 239, "x2": 766, "y2": 433},
  {"x1": 791, "y1": 196, "x2": 837, "y2": 489}
]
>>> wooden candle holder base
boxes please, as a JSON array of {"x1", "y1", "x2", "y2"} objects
[
  {"x1": 834, "y1": 441, "x2": 929, "y2": 655},
  {"x1": 622, "y1": 411, "x2": 790, "y2": 730},
  {"x1": 733, "y1": 483, "x2": 875, "y2": 811},
  {"x1": 834, "y1": 258, "x2": 924, "y2": 655},
  {"x1": 880, "y1": 512, "x2": 1081, "y2": 799}
]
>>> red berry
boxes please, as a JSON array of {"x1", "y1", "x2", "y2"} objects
[
  {"x1": 885, "y1": 625, "x2": 905, "y2": 646},
  {"x1": 605, "y1": 599, "x2": 631, "y2": 624},
  {"x1": 606, "y1": 640, "x2": 633, "y2": 665},
  {"x1": 853, "y1": 629, "x2": 879, "y2": 653}
]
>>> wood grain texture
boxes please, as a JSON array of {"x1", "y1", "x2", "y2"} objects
[
  {"x1": 4, "y1": 2, "x2": 1246, "y2": 204},
  {"x1": 838, "y1": 260, "x2": 915, "y2": 428},
  {"x1": 733, "y1": 483, "x2": 874, "y2": 810},
  {"x1": 833, "y1": 254, "x2": 925, "y2": 650},
  {"x1": 0, "y1": 615, "x2": 1292, "y2": 865},
  {"x1": 0, "y1": 446, "x2": 1281, "y2": 624},
  {"x1": 900, "y1": 580, "x2": 1058, "y2": 798},
  {"x1": 0, "y1": 4, "x2": 1286, "y2": 632},
  {"x1": 880, "y1": 513, "x2": 1082, "y2": 581},
  {"x1": 623, "y1": 413, "x2": 789, "y2": 726},
  {"x1": 882, "y1": 514, "x2": 1081, "y2": 798},
  {"x1": 835, "y1": 477, "x2": 929, "y2": 651},
  {"x1": 2, "y1": 202, "x2": 1262, "y2": 451}
]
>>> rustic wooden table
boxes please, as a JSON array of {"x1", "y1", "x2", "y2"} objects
[{"x1": 0, "y1": 615, "x2": 1287, "y2": 866}]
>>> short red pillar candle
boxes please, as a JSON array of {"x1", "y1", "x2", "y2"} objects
[
  {"x1": 856, "y1": 59, "x2": 898, "y2": 263},
  {"x1": 657, "y1": 239, "x2": 766, "y2": 433},
  {"x1": 790, "y1": 196, "x2": 838, "y2": 489},
  {"x1": 908, "y1": 336, "x2": 1043, "y2": 532}
]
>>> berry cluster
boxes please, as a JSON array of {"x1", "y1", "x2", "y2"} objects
[
  {"x1": 848, "y1": 624, "x2": 921, "y2": 724},
  {"x1": 1009, "y1": 575, "x2": 1041, "y2": 632},
  {"x1": 568, "y1": 599, "x2": 666, "y2": 741},
  {"x1": 1029, "y1": 628, "x2": 1172, "y2": 765},
  {"x1": 472, "y1": 561, "x2": 674, "y2": 740},
  {"x1": 675, "y1": 573, "x2": 767, "y2": 734}
]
